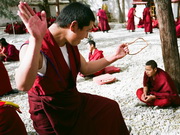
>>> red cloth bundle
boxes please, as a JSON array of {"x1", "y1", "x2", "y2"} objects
[
  {"x1": 104, "y1": 66, "x2": 120, "y2": 74},
  {"x1": 93, "y1": 73, "x2": 116, "y2": 85}
]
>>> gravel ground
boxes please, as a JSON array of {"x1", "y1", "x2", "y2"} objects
[{"x1": 0, "y1": 25, "x2": 180, "y2": 135}]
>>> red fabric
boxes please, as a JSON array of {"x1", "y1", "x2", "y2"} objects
[
  {"x1": 137, "y1": 18, "x2": 144, "y2": 28},
  {"x1": 93, "y1": 73, "x2": 116, "y2": 85},
  {"x1": 143, "y1": 7, "x2": 152, "y2": 32},
  {"x1": 4, "y1": 23, "x2": 26, "y2": 34},
  {"x1": 127, "y1": 8, "x2": 136, "y2": 30},
  {"x1": 87, "y1": 49, "x2": 120, "y2": 76},
  {"x1": 152, "y1": 19, "x2": 159, "y2": 28},
  {"x1": 0, "y1": 61, "x2": 12, "y2": 96},
  {"x1": 175, "y1": 19, "x2": 180, "y2": 26},
  {"x1": 0, "y1": 105, "x2": 27, "y2": 135},
  {"x1": 136, "y1": 68, "x2": 180, "y2": 107},
  {"x1": 176, "y1": 23, "x2": 180, "y2": 38},
  {"x1": 136, "y1": 88, "x2": 172, "y2": 107},
  {"x1": 97, "y1": 9, "x2": 110, "y2": 31},
  {"x1": 89, "y1": 49, "x2": 105, "y2": 76},
  {"x1": 0, "y1": 44, "x2": 19, "y2": 62},
  {"x1": 4, "y1": 24, "x2": 13, "y2": 34},
  {"x1": 27, "y1": 30, "x2": 129, "y2": 135},
  {"x1": 104, "y1": 66, "x2": 120, "y2": 74},
  {"x1": 90, "y1": 24, "x2": 99, "y2": 32}
]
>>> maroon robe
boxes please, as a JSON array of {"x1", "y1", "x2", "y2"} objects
[
  {"x1": 1, "y1": 44, "x2": 19, "y2": 62},
  {"x1": 97, "y1": 9, "x2": 110, "y2": 32},
  {"x1": 176, "y1": 23, "x2": 180, "y2": 38},
  {"x1": 4, "y1": 23, "x2": 13, "y2": 34},
  {"x1": 127, "y1": 8, "x2": 136, "y2": 30},
  {"x1": 137, "y1": 18, "x2": 144, "y2": 28},
  {"x1": 0, "y1": 61, "x2": 12, "y2": 96},
  {"x1": 89, "y1": 49, "x2": 105, "y2": 76},
  {"x1": 143, "y1": 7, "x2": 152, "y2": 33},
  {"x1": 152, "y1": 19, "x2": 159, "y2": 28},
  {"x1": 136, "y1": 68, "x2": 180, "y2": 107},
  {"x1": 26, "y1": 30, "x2": 129, "y2": 135},
  {"x1": 0, "y1": 101, "x2": 27, "y2": 135}
]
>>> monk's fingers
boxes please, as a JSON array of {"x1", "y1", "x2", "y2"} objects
[
  {"x1": 124, "y1": 46, "x2": 129, "y2": 54},
  {"x1": 40, "y1": 11, "x2": 47, "y2": 22},
  {"x1": 17, "y1": 10, "x2": 28, "y2": 24},
  {"x1": 23, "y1": 2, "x2": 36, "y2": 16},
  {"x1": 18, "y1": 2, "x2": 34, "y2": 19}
]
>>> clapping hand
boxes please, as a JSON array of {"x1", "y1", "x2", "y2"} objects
[{"x1": 17, "y1": 1, "x2": 47, "y2": 40}]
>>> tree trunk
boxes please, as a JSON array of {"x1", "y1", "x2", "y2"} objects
[
  {"x1": 116, "y1": 0, "x2": 123, "y2": 23},
  {"x1": 154, "y1": 0, "x2": 180, "y2": 93},
  {"x1": 122, "y1": 0, "x2": 125, "y2": 22},
  {"x1": 43, "y1": 0, "x2": 51, "y2": 18}
]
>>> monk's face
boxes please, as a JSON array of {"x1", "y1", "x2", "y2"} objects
[
  {"x1": 67, "y1": 21, "x2": 94, "y2": 46},
  {"x1": 145, "y1": 65, "x2": 157, "y2": 77}
]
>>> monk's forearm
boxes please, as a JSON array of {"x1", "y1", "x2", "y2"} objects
[
  {"x1": 15, "y1": 37, "x2": 42, "y2": 91},
  {"x1": 143, "y1": 86, "x2": 148, "y2": 95},
  {"x1": 84, "y1": 56, "x2": 117, "y2": 75}
]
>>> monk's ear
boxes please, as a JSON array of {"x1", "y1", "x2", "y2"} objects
[
  {"x1": 69, "y1": 21, "x2": 78, "y2": 32},
  {"x1": 154, "y1": 67, "x2": 157, "y2": 72}
]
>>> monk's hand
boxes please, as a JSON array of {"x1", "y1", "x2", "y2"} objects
[
  {"x1": 18, "y1": 1, "x2": 47, "y2": 40},
  {"x1": 141, "y1": 93, "x2": 147, "y2": 102},
  {"x1": 115, "y1": 44, "x2": 129, "y2": 59},
  {"x1": 144, "y1": 95, "x2": 156, "y2": 102}
]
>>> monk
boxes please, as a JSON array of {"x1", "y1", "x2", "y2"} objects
[
  {"x1": 143, "y1": 4, "x2": 153, "y2": 34},
  {"x1": 0, "y1": 61, "x2": 19, "y2": 96},
  {"x1": 0, "y1": 100, "x2": 27, "y2": 135},
  {"x1": 97, "y1": 8, "x2": 110, "y2": 32},
  {"x1": 16, "y1": 2, "x2": 130, "y2": 135},
  {"x1": 152, "y1": 17, "x2": 159, "y2": 28},
  {"x1": 137, "y1": 17, "x2": 144, "y2": 28},
  {"x1": 136, "y1": 60, "x2": 180, "y2": 107},
  {"x1": 83, "y1": 40, "x2": 120, "y2": 77},
  {"x1": 90, "y1": 24, "x2": 99, "y2": 32},
  {"x1": 127, "y1": 4, "x2": 137, "y2": 32},
  {"x1": 4, "y1": 23, "x2": 13, "y2": 34},
  {"x1": 0, "y1": 38, "x2": 19, "y2": 62},
  {"x1": 88, "y1": 40, "x2": 104, "y2": 76}
]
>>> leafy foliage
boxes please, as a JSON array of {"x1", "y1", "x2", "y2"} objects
[{"x1": 0, "y1": 0, "x2": 19, "y2": 19}]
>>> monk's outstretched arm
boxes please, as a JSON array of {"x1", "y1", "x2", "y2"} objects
[
  {"x1": 80, "y1": 44, "x2": 129, "y2": 75},
  {"x1": 15, "y1": 2, "x2": 47, "y2": 91}
]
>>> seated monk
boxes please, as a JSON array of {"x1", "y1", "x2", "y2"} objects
[
  {"x1": 0, "y1": 38, "x2": 19, "y2": 62},
  {"x1": 14, "y1": 21, "x2": 26, "y2": 34},
  {"x1": 4, "y1": 23, "x2": 13, "y2": 34},
  {"x1": 137, "y1": 17, "x2": 144, "y2": 28},
  {"x1": 152, "y1": 17, "x2": 159, "y2": 28},
  {"x1": 0, "y1": 100, "x2": 27, "y2": 135},
  {"x1": 80, "y1": 40, "x2": 120, "y2": 77},
  {"x1": 136, "y1": 60, "x2": 180, "y2": 107},
  {"x1": 0, "y1": 61, "x2": 19, "y2": 96},
  {"x1": 90, "y1": 24, "x2": 99, "y2": 32}
]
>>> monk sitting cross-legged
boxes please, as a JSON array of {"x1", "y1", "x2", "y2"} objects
[{"x1": 136, "y1": 60, "x2": 180, "y2": 107}]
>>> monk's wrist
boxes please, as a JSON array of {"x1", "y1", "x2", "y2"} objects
[{"x1": 104, "y1": 55, "x2": 117, "y2": 63}]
